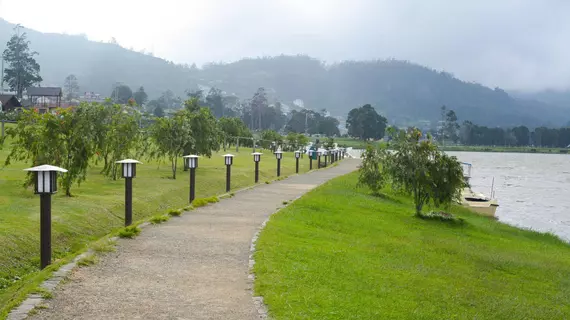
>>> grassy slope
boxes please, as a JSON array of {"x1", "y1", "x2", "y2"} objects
[
  {"x1": 0, "y1": 132, "x2": 312, "y2": 313},
  {"x1": 254, "y1": 173, "x2": 570, "y2": 319}
]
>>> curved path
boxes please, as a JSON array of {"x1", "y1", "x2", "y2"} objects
[{"x1": 30, "y1": 160, "x2": 359, "y2": 320}]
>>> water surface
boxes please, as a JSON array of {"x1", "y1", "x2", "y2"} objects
[{"x1": 449, "y1": 152, "x2": 570, "y2": 241}]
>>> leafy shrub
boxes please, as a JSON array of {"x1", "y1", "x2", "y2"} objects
[{"x1": 118, "y1": 225, "x2": 141, "y2": 238}]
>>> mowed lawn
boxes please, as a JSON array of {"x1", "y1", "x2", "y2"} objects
[
  {"x1": 254, "y1": 172, "x2": 570, "y2": 319},
  {"x1": 0, "y1": 136, "x2": 312, "y2": 310}
]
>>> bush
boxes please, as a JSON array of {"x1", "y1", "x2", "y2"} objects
[
  {"x1": 150, "y1": 215, "x2": 170, "y2": 224},
  {"x1": 357, "y1": 145, "x2": 386, "y2": 194},
  {"x1": 385, "y1": 128, "x2": 464, "y2": 216},
  {"x1": 118, "y1": 225, "x2": 141, "y2": 238},
  {"x1": 168, "y1": 209, "x2": 183, "y2": 217}
]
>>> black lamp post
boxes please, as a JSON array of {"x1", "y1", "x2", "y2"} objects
[
  {"x1": 183, "y1": 155, "x2": 199, "y2": 203},
  {"x1": 324, "y1": 150, "x2": 328, "y2": 167},
  {"x1": 274, "y1": 150, "x2": 283, "y2": 177},
  {"x1": 24, "y1": 164, "x2": 68, "y2": 269},
  {"x1": 224, "y1": 154, "x2": 234, "y2": 192},
  {"x1": 294, "y1": 150, "x2": 301, "y2": 173},
  {"x1": 252, "y1": 152, "x2": 262, "y2": 183},
  {"x1": 317, "y1": 150, "x2": 322, "y2": 169},
  {"x1": 116, "y1": 159, "x2": 141, "y2": 227},
  {"x1": 309, "y1": 150, "x2": 314, "y2": 170}
]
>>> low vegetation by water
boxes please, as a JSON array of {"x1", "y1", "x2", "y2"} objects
[{"x1": 254, "y1": 173, "x2": 570, "y2": 319}]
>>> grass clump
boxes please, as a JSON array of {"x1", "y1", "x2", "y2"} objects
[
  {"x1": 417, "y1": 210, "x2": 465, "y2": 225},
  {"x1": 192, "y1": 196, "x2": 220, "y2": 208},
  {"x1": 282, "y1": 201, "x2": 289, "y2": 205},
  {"x1": 91, "y1": 238, "x2": 116, "y2": 253},
  {"x1": 33, "y1": 287, "x2": 52, "y2": 299},
  {"x1": 118, "y1": 225, "x2": 141, "y2": 239},
  {"x1": 150, "y1": 215, "x2": 170, "y2": 224},
  {"x1": 265, "y1": 181, "x2": 271, "y2": 184},
  {"x1": 77, "y1": 254, "x2": 98, "y2": 267},
  {"x1": 254, "y1": 172, "x2": 570, "y2": 320},
  {"x1": 168, "y1": 209, "x2": 183, "y2": 217}
]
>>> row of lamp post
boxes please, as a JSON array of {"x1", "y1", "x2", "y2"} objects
[{"x1": 26, "y1": 148, "x2": 347, "y2": 269}]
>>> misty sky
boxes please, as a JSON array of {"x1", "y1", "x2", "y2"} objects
[{"x1": 1, "y1": 0, "x2": 569, "y2": 92}]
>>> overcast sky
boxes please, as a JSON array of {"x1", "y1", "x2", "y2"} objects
[{"x1": 1, "y1": 0, "x2": 569, "y2": 92}]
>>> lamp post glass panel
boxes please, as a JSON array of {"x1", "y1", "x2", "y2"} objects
[
  {"x1": 24, "y1": 165, "x2": 68, "y2": 269},
  {"x1": 274, "y1": 151, "x2": 283, "y2": 177},
  {"x1": 252, "y1": 152, "x2": 262, "y2": 183},
  {"x1": 294, "y1": 150, "x2": 301, "y2": 173},
  {"x1": 183, "y1": 155, "x2": 199, "y2": 203},
  {"x1": 309, "y1": 150, "x2": 313, "y2": 170},
  {"x1": 116, "y1": 159, "x2": 142, "y2": 227},
  {"x1": 224, "y1": 154, "x2": 234, "y2": 192}
]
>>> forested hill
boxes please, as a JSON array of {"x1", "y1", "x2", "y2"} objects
[{"x1": 1, "y1": 18, "x2": 567, "y2": 127}]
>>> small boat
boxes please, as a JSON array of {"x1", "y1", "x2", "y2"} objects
[{"x1": 460, "y1": 162, "x2": 499, "y2": 217}]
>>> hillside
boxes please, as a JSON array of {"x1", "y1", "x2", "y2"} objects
[{"x1": 1, "y1": 18, "x2": 567, "y2": 127}]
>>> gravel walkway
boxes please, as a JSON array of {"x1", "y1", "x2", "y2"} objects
[{"x1": 30, "y1": 160, "x2": 358, "y2": 320}]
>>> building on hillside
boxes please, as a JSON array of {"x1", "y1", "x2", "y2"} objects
[
  {"x1": 81, "y1": 91, "x2": 103, "y2": 102},
  {"x1": 26, "y1": 87, "x2": 62, "y2": 113},
  {"x1": 0, "y1": 94, "x2": 22, "y2": 112}
]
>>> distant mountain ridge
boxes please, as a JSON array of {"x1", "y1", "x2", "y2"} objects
[{"x1": 1, "y1": 18, "x2": 567, "y2": 127}]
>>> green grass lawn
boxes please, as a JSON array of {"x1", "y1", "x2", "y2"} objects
[
  {"x1": 0, "y1": 138, "x2": 315, "y2": 315},
  {"x1": 254, "y1": 173, "x2": 570, "y2": 319}
]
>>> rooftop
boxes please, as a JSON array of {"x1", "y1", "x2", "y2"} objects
[{"x1": 26, "y1": 87, "x2": 62, "y2": 97}]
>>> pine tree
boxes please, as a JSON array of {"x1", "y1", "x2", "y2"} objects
[{"x1": 2, "y1": 26, "x2": 42, "y2": 98}]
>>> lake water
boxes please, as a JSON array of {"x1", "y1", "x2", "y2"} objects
[{"x1": 449, "y1": 152, "x2": 570, "y2": 241}]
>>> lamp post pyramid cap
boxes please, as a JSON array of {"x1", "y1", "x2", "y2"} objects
[
  {"x1": 24, "y1": 165, "x2": 68, "y2": 173},
  {"x1": 251, "y1": 152, "x2": 263, "y2": 155},
  {"x1": 115, "y1": 159, "x2": 142, "y2": 164},
  {"x1": 183, "y1": 155, "x2": 199, "y2": 158},
  {"x1": 222, "y1": 154, "x2": 235, "y2": 157},
  {"x1": 274, "y1": 150, "x2": 283, "y2": 154}
]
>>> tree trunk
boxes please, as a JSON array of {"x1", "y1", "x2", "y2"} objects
[{"x1": 171, "y1": 157, "x2": 177, "y2": 179}]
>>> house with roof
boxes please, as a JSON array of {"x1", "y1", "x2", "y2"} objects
[
  {"x1": 0, "y1": 94, "x2": 22, "y2": 112},
  {"x1": 26, "y1": 87, "x2": 62, "y2": 113}
]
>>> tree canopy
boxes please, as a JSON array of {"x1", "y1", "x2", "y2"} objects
[
  {"x1": 346, "y1": 104, "x2": 387, "y2": 140},
  {"x1": 2, "y1": 28, "x2": 42, "y2": 98}
]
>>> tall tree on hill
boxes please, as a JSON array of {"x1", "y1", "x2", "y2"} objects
[
  {"x1": 158, "y1": 89, "x2": 182, "y2": 109},
  {"x1": 511, "y1": 126, "x2": 530, "y2": 146},
  {"x1": 133, "y1": 86, "x2": 148, "y2": 107},
  {"x1": 63, "y1": 74, "x2": 80, "y2": 101},
  {"x1": 111, "y1": 83, "x2": 133, "y2": 104},
  {"x1": 251, "y1": 87, "x2": 268, "y2": 130},
  {"x1": 346, "y1": 104, "x2": 387, "y2": 140},
  {"x1": 2, "y1": 25, "x2": 43, "y2": 98},
  {"x1": 444, "y1": 109, "x2": 460, "y2": 143},
  {"x1": 205, "y1": 87, "x2": 225, "y2": 118}
]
